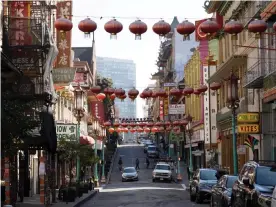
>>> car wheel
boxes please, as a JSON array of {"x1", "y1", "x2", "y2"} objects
[
  {"x1": 195, "y1": 190, "x2": 203, "y2": 204},
  {"x1": 152, "y1": 178, "x2": 155, "y2": 182},
  {"x1": 190, "y1": 188, "x2": 196, "y2": 202}
]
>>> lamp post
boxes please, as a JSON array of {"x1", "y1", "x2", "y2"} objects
[
  {"x1": 226, "y1": 72, "x2": 240, "y2": 175},
  {"x1": 92, "y1": 119, "x2": 100, "y2": 186},
  {"x1": 186, "y1": 114, "x2": 193, "y2": 180},
  {"x1": 73, "y1": 85, "x2": 85, "y2": 182},
  {"x1": 101, "y1": 127, "x2": 106, "y2": 183}
]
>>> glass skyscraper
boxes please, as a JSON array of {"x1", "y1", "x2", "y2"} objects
[{"x1": 96, "y1": 57, "x2": 137, "y2": 119}]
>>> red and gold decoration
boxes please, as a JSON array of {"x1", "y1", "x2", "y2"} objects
[
  {"x1": 128, "y1": 88, "x2": 139, "y2": 101},
  {"x1": 55, "y1": 17, "x2": 73, "y2": 33},
  {"x1": 199, "y1": 19, "x2": 219, "y2": 38},
  {"x1": 176, "y1": 20, "x2": 196, "y2": 41},
  {"x1": 78, "y1": 17, "x2": 97, "y2": 38},
  {"x1": 152, "y1": 20, "x2": 171, "y2": 38},
  {"x1": 129, "y1": 19, "x2": 148, "y2": 40},
  {"x1": 104, "y1": 18, "x2": 123, "y2": 39}
]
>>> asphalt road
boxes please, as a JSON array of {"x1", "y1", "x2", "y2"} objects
[{"x1": 81, "y1": 144, "x2": 209, "y2": 207}]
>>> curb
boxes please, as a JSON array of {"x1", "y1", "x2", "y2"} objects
[
  {"x1": 106, "y1": 147, "x2": 118, "y2": 184},
  {"x1": 73, "y1": 190, "x2": 98, "y2": 207}
]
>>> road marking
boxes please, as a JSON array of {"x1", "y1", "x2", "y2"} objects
[{"x1": 181, "y1": 184, "x2": 187, "y2": 190}]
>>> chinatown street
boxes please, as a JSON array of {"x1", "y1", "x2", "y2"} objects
[{"x1": 81, "y1": 145, "x2": 209, "y2": 207}]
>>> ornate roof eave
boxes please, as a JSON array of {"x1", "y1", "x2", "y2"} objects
[
  {"x1": 204, "y1": 1, "x2": 224, "y2": 14},
  {"x1": 217, "y1": 1, "x2": 233, "y2": 16}
]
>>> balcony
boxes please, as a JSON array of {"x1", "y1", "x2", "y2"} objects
[{"x1": 243, "y1": 60, "x2": 265, "y2": 89}]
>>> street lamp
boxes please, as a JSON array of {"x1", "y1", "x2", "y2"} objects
[
  {"x1": 101, "y1": 128, "x2": 106, "y2": 183},
  {"x1": 227, "y1": 72, "x2": 240, "y2": 175},
  {"x1": 186, "y1": 114, "x2": 193, "y2": 181},
  {"x1": 73, "y1": 85, "x2": 85, "y2": 182},
  {"x1": 92, "y1": 118, "x2": 100, "y2": 186}
]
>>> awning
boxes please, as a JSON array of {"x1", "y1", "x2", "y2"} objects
[
  {"x1": 80, "y1": 135, "x2": 95, "y2": 145},
  {"x1": 208, "y1": 55, "x2": 247, "y2": 83}
]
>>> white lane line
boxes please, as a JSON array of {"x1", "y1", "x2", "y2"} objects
[{"x1": 181, "y1": 184, "x2": 187, "y2": 190}]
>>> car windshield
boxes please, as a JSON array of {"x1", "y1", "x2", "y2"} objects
[
  {"x1": 148, "y1": 147, "x2": 156, "y2": 151},
  {"x1": 200, "y1": 170, "x2": 217, "y2": 180},
  {"x1": 124, "y1": 168, "x2": 136, "y2": 173},
  {"x1": 256, "y1": 166, "x2": 276, "y2": 186},
  {"x1": 226, "y1": 176, "x2": 238, "y2": 188},
  {"x1": 156, "y1": 165, "x2": 170, "y2": 170}
]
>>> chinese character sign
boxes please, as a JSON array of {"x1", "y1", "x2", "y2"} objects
[
  {"x1": 90, "y1": 101, "x2": 105, "y2": 124},
  {"x1": 56, "y1": 1, "x2": 72, "y2": 68},
  {"x1": 159, "y1": 100, "x2": 164, "y2": 121},
  {"x1": 9, "y1": 1, "x2": 32, "y2": 46},
  {"x1": 163, "y1": 87, "x2": 169, "y2": 116}
]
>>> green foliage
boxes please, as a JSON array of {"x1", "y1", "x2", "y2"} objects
[{"x1": 1, "y1": 92, "x2": 40, "y2": 156}]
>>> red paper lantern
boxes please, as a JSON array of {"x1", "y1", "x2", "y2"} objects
[
  {"x1": 173, "y1": 120, "x2": 180, "y2": 126},
  {"x1": 176, "y1": 20, "x2": 196, "y2": 41},
  {"x1": 119, "y1": 94, "x2": 127, "y2": 102},
  {"x1": 152, "y1": 20, "x2": 171, "y2": 37},
  {"x1": 114, "y1": 88, "x2": 125, "y2": 97},
  {"x1": 180, "y1": 119, "x2": 188, "y2": 126},
  {"x1": 166, "y1": 126, "x2": 172, "y2": 131},
  {"x1": 248, "y1": 19, "x2": 267, "y2": 38},
  {"x1": 78, "y1": 18, "x2": 97, "y2": 37},
  {"x1": 115, "y1": 127, "x2": 122, "y2": 133},
  {"x1": 193, "y1": 89, "x2": 201, "y2": 95},
  {"x1": 182, "y1": 87, "x2": 194, "y2": 96},
  {"x1": 170, "y1": 88, "x2": 182, "y2": 98},
  {"x1": 155, "y1": 122, "x2": 163, "y2": 127},
  {"x1": 143, "y1": 89, "x2": 153, "y2": 98},
  {"x1": 144, "y1": 127, "x2": 151, "y2": 133},
  {"x1": 128, "y1": 88, "x2": 139, "y2": 101},
  {"x1": 165, "y1": 121, "x2": 171, "y2": 127},
  {"x1": 156, "y1": 89, "x2": 167, "y2": 98},
  {"x1": 129, "y1": 122, "x2": 136, "y2": 127},
  {"x1": 147, "y1": 122, "x2": 154, "y2": 127},
  {"x1": 139, "y1": 122, "x2": 146, "y2": 127},
  {"x1": 103, "y1": 121, "x2": 111, "y2": 127},
  {"x1": 198, "y1": 85, "x2": 208, "y2": 93},
  {"x1": 96, "y1": 93, "x2": 106, "y2": 101},
  {"x1": 200, "y1": 19, "x2": 219, "y2": 35},
  {"x1": 123, "y1": 127, "x2": 129, "y2": 133},
  {"x1": 91, "y1": 86, "x2": 101, "y2": 94},
  {"x1": 140, "y1": 92, "x2": 146, "y2": 99},
  {"x1": 108, "y1": 127, "x2": 115, "y2": 133},
  {"x1": 110, "y1": 93, "x2": 116, "y2": 100},
  {"x1": 55, "y1": 17, "x2": 73, "y2": 32},
  {"x1": 224, "y1": 19, "x2": 243, "y2": 40},
  {"x1": 210, "y1": 82, "x2": 221, "y2": 91},
  {"x1": 173, "y1": 126, "x2": 180, "y2": 133},
  {"x1": 158, "y1": 127, "x2": 165, "y2": 132},
  {"x1": 273, "y1": 22, "x2": 276, "y2": 32},
  {"x1": 137, "y1": 127, "x2": 144, "y2": 133},
  {"x1": 104, "y1": 18, "x2": 123, "y2": 39},
  {"x1": 113, "y1": 122, "x2": 120, "y2": 127},
  {"x1": 151, "y1": 91, "x2": 158, "y2": 98},
  {"x1": 103, "y1": 87, "x2": 115, "y2": 95},
  {"x1": 121, "y1": 122, "x2": 128, "y2": 127},
  {"x1": 130, "y1": 129, "x2": 136, "y2": 133},
  {"x1": 151, "y1": 127, "x2": 159, "y2": 133},
  {"x1": 129, "y1": 19, "x2": 148, "y2": 40}
]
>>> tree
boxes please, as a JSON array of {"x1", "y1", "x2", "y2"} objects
[{"x1": 57, "y1": 136, "x2": 100, "y2": 183}]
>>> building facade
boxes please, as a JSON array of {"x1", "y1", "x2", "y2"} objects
[{"x1": 96, "y1": 57, "x2": 137, "y2": 119}]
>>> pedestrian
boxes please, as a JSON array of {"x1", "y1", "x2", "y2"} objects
[
  {"x1": 146, "y1": 157, "x2": 150, "y2": 169},
  {"x1": 135, "y1": 158, "x2": 140, "y2": 170}
]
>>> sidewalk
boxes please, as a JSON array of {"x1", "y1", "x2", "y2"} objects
[{"x1": 16, "y1": 189, "x2": 98, "y2": 207}]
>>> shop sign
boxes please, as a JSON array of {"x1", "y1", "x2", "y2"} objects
[
  {"x1": 191, "y1": 129, "x2": 204, "y2": 142},
  {"x1": 237, "y1": 145, "x2": 246, "y2": 155},
  {"x1": 164, "y1": 83, "x2": 177, "y2": 87},
  {"x1": 237, "y1": 113, "x2": 259, "y2": 123},
  {"x1": 56, "y1": 1, "x2": 72, "y2": 68},
  {"x1": 52, "y1": 68, "x2": 76, "y2": 83},
  {"x1": 90, "y1": 101, "x2": 105, "y2": 123},
  {"x1": 56, "y1": 124, "x2": 77, "y2": 140},
  {"x1": 169, "y1": 104, "x2": 185, "y2": 115},
  {"x1": 163, "y1": 87, "x2": 169, "y2": 116},
  {"x1": 159, "y1": 100, "x2": 164, "y2": 121},
  {"x1": 238, "y1": 124, "x2": 259, "y2": 134}
]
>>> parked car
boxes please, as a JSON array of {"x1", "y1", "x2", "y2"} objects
[
  {"x1": 144, "y1": 142, "x2": 153, "y2": 153},
  {"x1": 122, "y1": 167, "x2": 138, "y2": 182},
  {"x1": 210, "y1": 175, "x2": 238, "y2": 207},
  {"x1": 189, "y1": 168, "x2": 218, "y2": 203},
  {"x1": 147, "y1": 145, "x2": 159, "y2": 158},
  {"x1": 152, "y1": 162, "x2": 172, "y2": 182},
  {"x1": 231, "y1": 161, "x2": 276, "y2": 207},
  {"x1": 272, "y1": 186, "x2": 276, "y2": 207}
]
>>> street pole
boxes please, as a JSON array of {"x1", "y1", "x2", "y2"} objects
[
  {"x1": 94, "y1": 136, "x2": 98, "y2": 186},
  {"x1": 101, "y1": 140, "x2": 105, "y2": 183},
  {"x1": 232, "y1": 108, "x2": 238, "y2": 175},
  {"x1": 168, "y1": 131, "x2": 171, "y2": 157},
  {"x1": 189, "y1": 134, "x2": 193, "y2": 181},
  {"x1": 76, "y1": 120, "x2": 80, "y2": 182},
  {"x1": 176, "y1": 139, "x2": 182, "y2": 181}
]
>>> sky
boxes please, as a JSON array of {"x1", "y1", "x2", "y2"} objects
[{"x1": 71, "y1": 0, "x2": 209, "y2": 118}]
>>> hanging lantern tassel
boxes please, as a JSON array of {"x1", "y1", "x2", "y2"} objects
[
  {"x1": 183, "y1": 34, "x2": 190, "y2": 41},
  {"x1": 231, "y1": 34, "x2": 238, "y2": 41}
]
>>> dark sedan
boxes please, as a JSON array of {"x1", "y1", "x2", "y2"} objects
[
  {"x1": 210, "y1": 175, "x2": 238, "y2": 207},
  {"x1": 122, "y1": 167, "x2": 139, "y2": 182}
]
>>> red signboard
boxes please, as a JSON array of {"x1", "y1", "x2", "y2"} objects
[
  {"x1": 195, "y1": 19, "x2": 207, "y2": 42},
  {"x1": 56, "y1": 1, "x2": 72, "y2": 68},
  {"x1": 159, "y1": 100, "x2": 164, "y2": 121},
  {"x1": 90, "y1": 101, "x2": 105, "y2": 124},
  {"x1": 9, "y1": 1, "x2": 32, "y2": 46}
]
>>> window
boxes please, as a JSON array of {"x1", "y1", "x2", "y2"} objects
[
  {"x1": 124, "y1": 168, "x2": 136, "y2": 173},
  {"x1": 256, "y1": 166, "x2": 276, "y2": 186},
  {"x1": 200, "y1": 170, "x2": 217, "y2": 180},
  {"x1": 155, "y1": 165, "x2": 170, "y2": 170},
  {"x1": 226, "y1": 176, "x2": 238, "y2": 188}
]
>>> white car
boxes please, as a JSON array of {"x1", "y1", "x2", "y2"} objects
[
  {"x1": 152, "y1": 162, "x2": 173, "y2": 182},
  {"x1": 272, "y1": 186, "x2": 276, "y2": 207}
]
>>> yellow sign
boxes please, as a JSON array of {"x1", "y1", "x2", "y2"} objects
[
  {"x1": 163, "y1": 87, "x2": 169, "y2": 116},
  {"x1": 237, "y1": 113, "x2": 259, "y2": 123},
  {"x1": 238, "y1": 124, "x2": 259, "y2": 134}
]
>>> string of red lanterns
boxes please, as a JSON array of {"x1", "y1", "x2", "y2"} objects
[{"x1": 55, "y1": 17, "x2": 275, "y2": 40}]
